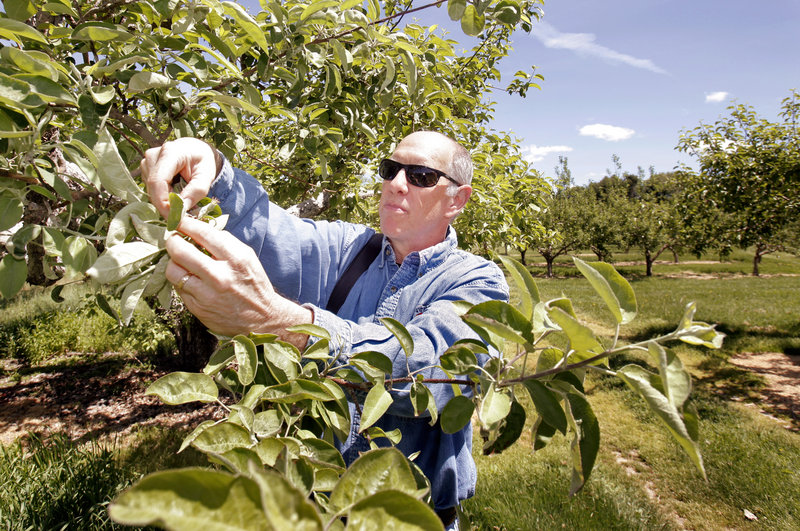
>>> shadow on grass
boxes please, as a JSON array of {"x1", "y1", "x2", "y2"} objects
[{"x1": 0, "y1": 352, "x2": 224, "y2": 445}]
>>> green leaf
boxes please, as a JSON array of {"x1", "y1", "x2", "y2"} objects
[
  {"x1": 460, "y1": 4, "x2": 485, "y2": 36},
  {"x1": 262, "y1": 379, "x2": 334, "y2": 403},
  {"x1": 351, "y1": 351, "x2": 393, "y2": 379},
  {"x1": 289, "y1": 323, "x2": 330, "y2": 340},
  {"x1": 166, "y1": 192, "x2": 185, "y2": 232},
  {"x1": 299, "y1": 0, "x2": 339, "y2": 21},
  {"x1": 498, "y1": 255, "x2": 540, "y2": 319},
  {"x1": 204, "y1": 343, "x2": 235, "y2": 376},
  {"x1": 107, "y1": 202, "x2": 160, "y2": 246},
  {"x1": 531, "y1": 416, "x2": 557, "y2": 452},
  {"x1": 1, "y1": 47, "x2": 56, "y2": 79},
  {"x1": 674, "y1": 304, "x2": 725, "y2": 349},
  {"x1": 565, "y1": 392, "x2": 600, "y2": 496},
  {"x1": 493, "y1": 0, "x2": 522, "y2": 25},
  {"x1": 523, "y1": 379, "x2": 567, "y2": 434},
  {"x1": 94, "y1": 128, "x2": 145, "y2": 202},
  {"x1": 480, "y1": 384, "x2": 511, "y2": 430},
  {"x1": 546, "y1": 307, "x2": 606, "y2": 365},
  {"x1": 221, "y1": 1, "x2": 271, "y2": 54},
  {"x1": 440, "y1": 395, "x2": 475, "y2": 434},
  {"x1": 572, "y1": 257, "x2": 637, "y2": 325},
  {"x1": 233, "y1": 334, "x2": 258, "y2": 386},
  {"x1": 0, "y1": 194, "x2": 23, "y2": 231},
  {"x1": 483, "y1": 399, "x2": 526, "y2": 455},
  {"x1": 379, "y1": 57, "x2": 395, "y2": 93},
  {"x1": 86, "y1": 241, "x2": 161, "y2": 284},
  {"x1": 409, "y1": 381, "x2": 429, "y2": 417},
  {"x1": 95, "y1": 293, "x2": 120, "y2": 323},
  {"x1": 348, "y1": 490, "x2": 442, "y2": 530},
  {"x1": 252, "y1": 410, "x2": 282, "y2": 438},
  {"x1": 127, "y1": 71, "x2": 176, "y2": 92},
  {"x1": 649, "y1": 342, "x2": 691, "y2": 409},
  {"x1": 146, "y1": 372, "x2": 218, "y2": 404},
  {"x1": 0, "y1": 71, "x2": 44, "y2": 109},
  {"x1": 440, "y1": 344, "x2": 480, "y2": 375},
  {"x1": 0, "y1": 17, "x2": 47, "y2": 44},
  {"x1": 248, "y1": 465, "x2": 323, "y2": 531},
  {"x1": 72, "y1": 22, "x2": 133, "y2": 42},
  {"x1": 399, "y1": 51, "x2": 417, "y2": 97},
  {"x1": 380, "y1": 317, "x2": 414, "y2": 358},
  {"x1": 130, "y1": 213, "x2": 167, "y2": 247},
  {"x1": 329, "y1": 448, "x2": 421, "y2": 512},
  {"x1": 178, "y1": 420, "x2": 216, "y2": 453},
  {"x1": 108, "y1": 469, "x2": 269, "y2": 528},
  {"x1": 0, "y1": 254, "x2": 26, "y2": 299},
  {"x1": 447, "y1": 0, "x2": 467, "y2": 21},
  {"x1": 4, "y1": 0, "x2": 36, "y2": 21},
  {"x1": 263, "y1": 341, "x2": 300, "y2": 383},
  {"x1": 617, "y1": 364, "x2": 706, "y2": 479},
  {"x1": 359, "y1": 382, "x2": 392, "y2": 432},
  {"x1": 192, "y1": 422, "x2": 253, "y2": 454},
  {"x1": 62, "y1": 235, "x2": 97, "y2": 280},
  {"x1": 464, "y1": 300, "x2": 534, "y2": 346},
  {"x1": 120, "y1": 275, "x2": 148, "y2": 326}
]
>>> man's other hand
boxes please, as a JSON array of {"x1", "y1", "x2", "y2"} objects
[{"x1": 140, "y1": 138, "x2": 218, "y2": 218}]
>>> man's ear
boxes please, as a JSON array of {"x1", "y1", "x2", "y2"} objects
[{"x1": 446, "y1": 185, "x2": 472, "y2": 219}]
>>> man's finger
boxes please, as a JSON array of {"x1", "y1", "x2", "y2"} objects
[
  {"x1": 165, "y1": 230, "x2": 219, "y2": 280},
  {"x1": 175, "y1": 216, "x2": 246, "y2": 261}
]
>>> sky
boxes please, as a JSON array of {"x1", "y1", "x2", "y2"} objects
[{"x1": 239, "y1": 0, "x2": 800, "y2": 185}]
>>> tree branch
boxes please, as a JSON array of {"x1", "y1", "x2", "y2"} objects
[{"x1": 109, "y1": 107, "x2": 160, "y2": 147}]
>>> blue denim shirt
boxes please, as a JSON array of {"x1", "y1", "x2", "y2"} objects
[{"x1": 209, "y1": 161, "x2": 509, "y2": 510}]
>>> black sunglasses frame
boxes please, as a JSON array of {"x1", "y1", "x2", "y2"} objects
[{"x1": 379, "y1": 158, "x2": 460, "y2": 188}]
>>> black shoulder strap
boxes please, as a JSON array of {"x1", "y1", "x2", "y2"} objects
[{"x1": 326, "y1": 232, "x2": 384, "y2": 314}]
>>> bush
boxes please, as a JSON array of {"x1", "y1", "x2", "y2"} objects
[{"x1": 0, "y1": 291, "x2": 174, "y2": 364}]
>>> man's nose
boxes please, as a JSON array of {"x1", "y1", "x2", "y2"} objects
[{"x1": 386, "y1": 169, "x2": 409, "y2": 193}]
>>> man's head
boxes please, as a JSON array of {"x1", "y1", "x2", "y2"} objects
[{"x1": 378, "y1": 131, "x2": 473, "y2": 261}]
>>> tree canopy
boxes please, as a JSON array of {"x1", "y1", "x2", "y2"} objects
[{"x1": 677, "y1": 90, "x2": 800, "y2": 275}]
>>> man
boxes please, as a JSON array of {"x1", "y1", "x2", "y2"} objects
[{"x1": 140, "y1": 131, "x2": 509, "y2": 529}]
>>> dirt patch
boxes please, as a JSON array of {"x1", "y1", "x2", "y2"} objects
[
  {"x1": 0, "y1": 353, "x2": 225, "y2": 446},
  {"x1": 728, "y1": 352, "x2": 800, "y2": 427}
]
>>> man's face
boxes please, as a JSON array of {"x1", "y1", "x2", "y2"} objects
[{"x1": 378, "y1": 132, "x2": 470, "y2": 260}]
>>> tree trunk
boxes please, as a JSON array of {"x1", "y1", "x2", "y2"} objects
[
  {"x1": 154, "y1": 301, "x2": 218, "y2": 371},
  {"x1": 173, "y1": 313, "x2": 218, "y2": 371},
  {"x1": 519, "y1": 248, "x2": 526, "y2": 266},
  {"x1": 545, "y1": 256, "x2": 555, "y2": 278},
  {"x1": 752, "y1": 245, "x2": 765, "y2": 276},
  {"x1": 645, "y1": 249, "x2": 653, "y2": 277}
]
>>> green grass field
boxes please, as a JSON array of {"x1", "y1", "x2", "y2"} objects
[{"x1": 1, "y1": 250, "x2": 799, "y2": 530}]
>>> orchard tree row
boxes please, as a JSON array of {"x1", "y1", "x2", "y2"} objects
[{"x1": 508, "y1": 91, "x2": 800, "y2": 278}]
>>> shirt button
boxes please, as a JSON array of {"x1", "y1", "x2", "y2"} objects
[{"x1": 390, "y1": 286, "x2": 397, "y2": 293}]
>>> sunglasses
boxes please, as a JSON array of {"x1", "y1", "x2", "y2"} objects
[{"x1": 379, "y1": 158, "x2": 460, "y2": 188}]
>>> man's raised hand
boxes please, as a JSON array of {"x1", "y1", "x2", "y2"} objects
[{"x1": 140, "y1": 138, "x2": 218, "y2": 218}]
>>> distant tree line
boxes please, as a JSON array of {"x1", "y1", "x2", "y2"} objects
[{"x1": 499, "y1": 91, "x2": 800, "y2": 277}]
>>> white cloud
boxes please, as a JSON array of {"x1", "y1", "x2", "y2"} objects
[
  {"x1": 579, "y1": 124, "x2": 635, "y2": 142},
  {"x1": 522, "y1": 144, "x2": 573, "y2": 163},
  {"x1": 533, "y1": 21, "x2": 668, "y2": 75},
  {"x1": 705, "y1": 91, "x2": 729, "y2": 103}
]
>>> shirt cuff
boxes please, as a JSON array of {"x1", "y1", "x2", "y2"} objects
[{"x1": 304, "y1": 303, "x2": 352, "y2": 364}]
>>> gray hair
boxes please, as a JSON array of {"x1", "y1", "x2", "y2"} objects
[{"x1": 448, "y1": 140, "x2": 473, "y2": 186}]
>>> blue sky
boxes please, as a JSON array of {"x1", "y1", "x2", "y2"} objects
[{"x1": 239, "y1": 0, "x2": 800, "y2": 185}]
